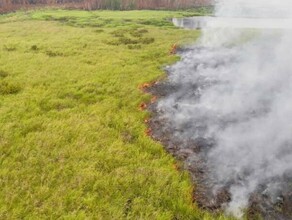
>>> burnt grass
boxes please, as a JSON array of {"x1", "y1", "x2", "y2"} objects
[{"x1": 144, "y1": 48, "x2": 292, "y2": 220}]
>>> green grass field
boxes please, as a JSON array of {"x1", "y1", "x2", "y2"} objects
[{"x1": 0, "y1": 10, "x2": 232, "y2": 219}]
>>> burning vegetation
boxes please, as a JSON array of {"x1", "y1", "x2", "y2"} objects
[
  {"x1": 146, "y1": 46, "x2": 292, "y2": 219},
  {"x1": 142, "y1": 1, "x2": 292, "y2": 219}
]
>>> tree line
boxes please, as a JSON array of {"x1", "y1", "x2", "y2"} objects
[
  {"x1": 0, "y1": 0, "x2": 211, "y2": 13},
  {"x1": 83, "y1": 0, "x2": 210, "y2": 10}
]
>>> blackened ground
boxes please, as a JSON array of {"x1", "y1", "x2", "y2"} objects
[{"x1": 145, "y1": 47, "x2": 292, "y2": 220}]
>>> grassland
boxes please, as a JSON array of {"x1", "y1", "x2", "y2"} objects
[{"x1": 0, "y1": 10, "x2": 231, "y2": 219}]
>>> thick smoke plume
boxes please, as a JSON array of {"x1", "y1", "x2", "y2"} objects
[{"x1": 158, "y1": 0, "x2": 292, "y2": 217}]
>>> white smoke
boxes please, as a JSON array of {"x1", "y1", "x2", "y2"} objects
[
  {"x1": 159, "y1": 0, "x2": 292, "y2": 218},
  {"x1": 215, "y1": 0, "x2": 292, "y2": 18}
]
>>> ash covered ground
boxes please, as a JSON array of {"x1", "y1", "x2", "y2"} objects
[
  {"x1": 146, "y1": 1, "x2": 292, "y2": 219},
  {"x1": 146, "y1": 45, "x2": 292, "y2": 219}
]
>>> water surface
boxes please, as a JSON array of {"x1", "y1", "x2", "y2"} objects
[{"x1": 173, "y1": 16, "x2": 292, "y2": 29}]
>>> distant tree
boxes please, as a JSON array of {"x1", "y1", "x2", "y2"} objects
[{"x1": 0, "y1": 0, "x2": 211, "y2": 13}]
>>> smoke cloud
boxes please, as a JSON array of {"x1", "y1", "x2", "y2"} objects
[{"x1": 158, "y1": 0, "x2": 292, "y2": 217}]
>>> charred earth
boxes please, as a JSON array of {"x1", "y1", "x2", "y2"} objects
[{"x1": 146, "y1": 46, "x2": 292, "y2": 220}]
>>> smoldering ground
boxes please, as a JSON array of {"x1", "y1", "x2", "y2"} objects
[{"x1": 148, "y1": 0, "x2": 292, "y2": 219}]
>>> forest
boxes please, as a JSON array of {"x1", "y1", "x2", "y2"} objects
[{"x1": 0, "y1": 0, "x2": 211, "y2": 13}]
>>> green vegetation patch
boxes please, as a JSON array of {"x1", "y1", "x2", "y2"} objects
[
  {"x1": 0, "y1": 70, "x2": 9, "y2": 78},
  {"x1": 106, "y1": 27, "x2": 154, "y2": 47},
  {"x1": 0, "y1": 70, "x2": 21, "y2": 95},
  {"x1": 0, "y1": 9, "x2": 230, "y2": 220},
  {"x1": 0, "y1": 81, "x2": 21, "y2": 95},
  {"x1": 3, "y1": 44, "x2": 17, "y2": 51},
  {"x1": 28, "y1": 9, "x2": 202, "y2": 29}
]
